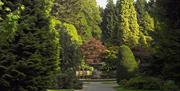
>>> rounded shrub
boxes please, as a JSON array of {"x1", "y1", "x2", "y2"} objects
[{"x1": 116, "y1": 45, "x2": 138, "y2": 83}]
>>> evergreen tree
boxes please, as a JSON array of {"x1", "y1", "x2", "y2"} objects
[
  {"x1": 135, "y1": 0, "x2": 155, "y2": 47},
  {"x1": 52, "y1": 0, "x2": 102, "y2": 40},
  {"x1": 0, "y1": 1, "x2": 23, "y2": 90},
  {"x1": 116, "y1": 0, "x2": 140, "y2": 48},
  {"x1": 1, "y1": 0, "x2": 60, "y2": 90},
  {"x1": 80, "y1": 0, "x2": 102, "y2": 40},
  {"x1": 101, "y1": 0, "x2": 117, "y2": 46},
  {"x1": 52, "y1": 0, "x2": 82, "y2": 25},
  {"x1": 60, "y1": 23, "x2": 82, "y2": 72},
  {"x1": 149, "y1": 0, "x2": 180, "y2": 85}
]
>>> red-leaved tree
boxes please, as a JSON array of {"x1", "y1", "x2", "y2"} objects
[{"x1": 80, "y1": 38, "x2": 106, "y2": 65}]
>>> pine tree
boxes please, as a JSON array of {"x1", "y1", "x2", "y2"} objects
[
  {"x1": 101, "y1": 0, "x2": 117, "y2": 46},
  {"x1": 116, "y1": 0, "x2": 140, "y2": 48}
]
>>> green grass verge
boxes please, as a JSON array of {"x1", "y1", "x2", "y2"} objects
[
  {"x1": 115, "y1": 86, "x2": 161, "y2": 91},
  {"x1": 47, "y1": 89, "x2": 73, "y2": 91}
]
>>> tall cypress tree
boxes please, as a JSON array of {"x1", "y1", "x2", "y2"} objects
[
  {"x1": 116, "y1": 0, "x2": 140, "y2": 47},
  {"x1": 101, "y1": 0, "x2": 117, "y2": 45}
]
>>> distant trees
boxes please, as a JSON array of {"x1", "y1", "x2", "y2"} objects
[{"x1": 52, "y1": 0, "x2": 102, "y2": 40}]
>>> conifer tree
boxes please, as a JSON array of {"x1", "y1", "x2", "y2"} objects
[
  {"x1": 60, "y1": 23, "x2": 82, "y2": 72},
  {"x1": 101, "y1": 0, "x2": 117, "y2": 45},
  {"x1": 52, "y1": 0, "x2": 102, "y2": 40},
  {"x1": 135, "y1": 0, "x2": 155, "y2": 47},
  {"x1": 116, "y1": 0, "x2": 140, "y2": 47},
  {"x1": 1, "y1": 0, "x2": 60, "y2": 90},
  {"x1": 80, "y1": 0, "x2": 102, "y2": 40},
  {"x1": 52, "y1": 0, "x2": 82, "y2": 25},
  {"x1": 149, "y1": 0, "x2": 180, "y2": 85},
  {"x1": 0, "y1": 1, "x2": 24, "y2": 90}
]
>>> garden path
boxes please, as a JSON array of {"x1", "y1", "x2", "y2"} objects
[{"x1": 75, "y1": 81, "x2": 117, "y2": 91}]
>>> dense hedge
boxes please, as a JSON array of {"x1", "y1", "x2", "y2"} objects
[{"x1": 119, "y1": 76, "x2": 179, "y2": 91}]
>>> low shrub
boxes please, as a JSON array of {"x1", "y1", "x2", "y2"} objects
[
  {"x1": 161, "y1": 80, "x2": 179, "y2": 91},
  {"x1": 73, "y1": 80, "x2": 83, "y2": 89},
  {"x1": 56, "y1": 71, "x2": 82, "y2": 89},
  {"x1": 123, "y1": 76, "x2": 162, "y2": 90}
]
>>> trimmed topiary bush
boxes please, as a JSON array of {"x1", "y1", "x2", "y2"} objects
[{"x1": 116, "y1": 45, "x2": 138, "y2": 83}]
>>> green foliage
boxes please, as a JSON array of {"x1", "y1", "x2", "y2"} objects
[
  {"x1": 146, "y1": 0, "x2": 180, "y2": 86},
  {"x1": 116, "y1": 0, "x2": 140, "y2": 47},
  {"x1": 123, "y1": 76, "x2": 162, "y2": 90},
  {"x1": 0, "y1": 1, "x2": 24, "y2": 43},
  {"x1": 80, "y1": 0, "x2": 102, "y2": 39},
  {"x1": 101, "y1": 0, "x2": 117, "y2": 45},
  {"x1": 120, "y1": 77, "x2": 179, "y2": 91},
  {"x1": 60, "y1": 27, "x2": 82, "y2": 72},
  {"x1": 0, "y1": 0, "x2": 60, "y2": 90},
  {"x1": 135, "y1": 0, "x2": 155, "y2": 48},
  {"x1": 117, "y1": 45, "x2": 138, "y2": 83},
  {"x1": 63, "y1": 23, "x2": 82, "y2": 45},
  {"x1": 56, "y1": 71, "x2": 82, "y2": 89},
  {"x1": 52, "y1": 0, "x2": 82, "y2": 25},
  {"x1": 102, "y1": 46, "x2": 118, "y2": 78},
  {"x1": 161, "y1": 80, "x2": 179, "y2": 91},
  {"x1": 52, "y1": 0, "x2": 102, "y2": 40}
]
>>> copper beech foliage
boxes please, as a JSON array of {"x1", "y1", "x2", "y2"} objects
[{"x1": 80, "y1": 38, "x2": 106, "y2": 64}]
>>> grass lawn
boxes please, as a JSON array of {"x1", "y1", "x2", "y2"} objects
[
  {"x1": 47, "y1": 89, "x2": 73, "y2": 91},
  {"x1": 115, "y1": 87, "x2": 161, "y2": 91}
]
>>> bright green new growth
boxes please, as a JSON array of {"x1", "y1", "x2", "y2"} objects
[
  {"x1": 117, "y1": 45, "x2": 138, "y2": 83},
  {"x1": 119, "y1": 45, "x2": 138, "y2": 72},
  {"x1": 116, "y1": 0, "x2": 140, "y2": 47},
  {"x1": 135, "y1": 0, "x2": 155, "y2": 47},
  {"x1": 63, "y1": 23, "x2": 82, "y2": 45}
]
